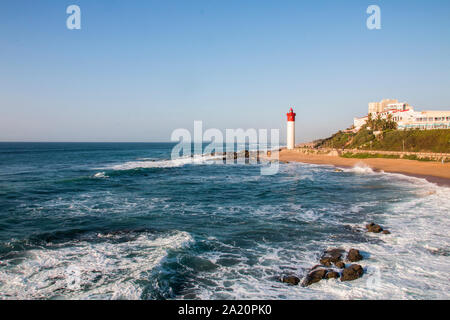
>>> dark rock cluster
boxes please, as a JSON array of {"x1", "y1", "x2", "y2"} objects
[
  {"x1": 366, "y1": 222, "x2": 390, "y2": 234},
  {"x1": 280, "y1": 222, "x2": 392, "y2": 287},
  {"x1": 281, "y1": 248, "x2": 366, "y2": 287},
  {"x1": 212, "y1": 150, "x2": 258, "y2": 162}
]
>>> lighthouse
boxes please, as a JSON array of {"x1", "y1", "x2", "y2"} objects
[{"x1": 286, "y1": 107, "x2": 296, "y2": 150}]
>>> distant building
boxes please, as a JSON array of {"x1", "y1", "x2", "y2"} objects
[
  {"x1": 354, "y1": 99, "x2": 450, "y2": 131},
  {"x1": 368, "y1": 99, "x2": 401, "y2": 114}
]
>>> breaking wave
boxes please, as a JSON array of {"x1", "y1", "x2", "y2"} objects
[
  {"x1": 343, "y1": 163, "x2": 375, "y2": 174},
  {"x1": 108, "y1": 155, "x2": 221, "y2": 171},
  {"x1": 2, "y1": 142, "x2": 449, "y2": 300},
  {"x1": 0, "y1": 230, "x2": 193, "y2": 300}
]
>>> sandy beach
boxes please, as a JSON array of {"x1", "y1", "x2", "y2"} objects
[{"x1": 279, "y1": 149, "x2": 450, "y2": 186}]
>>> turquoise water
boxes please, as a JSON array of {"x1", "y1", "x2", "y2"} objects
[{"x1": 0, "y1": 142, "x2": 449, "y2": 299}]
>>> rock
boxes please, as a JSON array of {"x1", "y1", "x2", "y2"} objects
[
  {"x1": 347, "y1": 249, "x2": 363, "y2": 262},
  {"x1": 382, "y1": 230, "x2": 391, "y2": 234},
  {"x1": 366, "y1": 222, "x2": 383, "y2": 233},
  {"x1": 340, "y1": 264, "x2": 364, "y2": 282},
  {"x1": 326, "y1": 271, "x2": 340, "y2": 279},
  {"x1": 281, "y1": 275, "x2": 300, "y2": 285},
  {"x1": 319, "y1": 258, "x2": 332, "y2": 267},
  {"x1": 302, "y1": 268, "x2": 328, "y2": 287},
  {"x1": 320, "y1": 248, "x2": 344, "y2": 266},
  {"x1": 335, "y1": 261, "x2": 346, "y2": 269},
  {"x1": 233, "y1": 152, "x2": 238, "y2": 159}
]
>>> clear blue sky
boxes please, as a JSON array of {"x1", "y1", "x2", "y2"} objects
[{"x1": 1, "y1": 0, "x2": 450, "y2": 142}]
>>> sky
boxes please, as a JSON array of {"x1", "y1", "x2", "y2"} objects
[{"x1": 1, "y1": 0, "x2": 450, "y2": 142}]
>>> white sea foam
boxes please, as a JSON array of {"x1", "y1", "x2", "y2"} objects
[
  {"x1": 101, "y1": 146, "x2": 280, "y2": 172},
  {"x1": 93, "y1": 172, "x2": 108, "y2": 179},
  {"x1": 188, "y1": 167, "x2": 450, "y2": 300},
  {"x1": 0, "y1": 230, "x2": 193, "y2": 300},
  {"x1": 4, "y1": 157, "x2": 448, "y2": 300},
  {"x1": 108, "y1": 155, "x2": 221, "y2": 171},
  {"x1": 344, "y1": 163, "x2": 375, "y2": 174}
]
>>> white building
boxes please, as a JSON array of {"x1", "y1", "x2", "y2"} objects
[
  {"x1": 401, "y1": 110, "x2": 450, "y2": 130},
  {"x1": 354, "y1": 99, "x2": 450, "y2": 131}
]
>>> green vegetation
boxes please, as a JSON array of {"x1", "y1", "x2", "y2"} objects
[
  {"x1": 402, "y1": 155, "x2": 434, "y2": 162},
  {"x1": 315, "y1": 128, "x2": 376, "y2": 150},
  {"x1": 366, "y1": 113, "x2": 397, "y2": 131},
  {"x1": 341, "y1": 152, "x2": 443, "y2": 162},
  {"x1": 341, "y1": 152, "x2": 400, "y2": 159},
  {"x1": 370, "y1": 129, "x2": 450, "y2": 153},
  {"x1": 316, "y1": 121, "x2": 450, "y2": 153}
]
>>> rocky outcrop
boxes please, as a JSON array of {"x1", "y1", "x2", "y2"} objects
[
  {"x1": 366, "y1": 222, "x2": 383, "y2": 233},
  {"x1": 366, "y1": 222, "x2": 392, "y2": 235},
  {"x1": 325, "y1": 271, "x2": 340, "y2": 279},
  {"x1": 319, "y1": 248, "x2": 344, "y2": 266},
  {"x1": 302, "y1": 268, "x2": 328, "y2": 287},
  {"x1": 319, "y1": 258, "x2": 333, "y2": 267},
  {"x1": 347, "y1": 248, "x2": 363, "y2": 262},
  {"x1": 280, "y1": 220, "x2": 395, "y2": 288},
  {"x1": 340, "y1": 264, "x2": 364, "y2": 281},
  {"x1": 285, "y1": 247, "x2": 368, "y2": 287},
  {"x1": 281, "y1": 275, "x2": 300, "y2": 285}
]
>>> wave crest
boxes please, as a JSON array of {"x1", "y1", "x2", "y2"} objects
[{"x1": 0, "y1": 230, "x2": 193, "y2": 300}]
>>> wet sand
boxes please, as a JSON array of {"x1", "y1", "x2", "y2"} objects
[{"x1": 279, "y1": 149, "x2": 450, "y2": 187}]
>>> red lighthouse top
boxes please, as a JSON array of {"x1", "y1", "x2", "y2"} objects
[{"x1": 286, "y1": 107, "x2": 296, "y2": 122}]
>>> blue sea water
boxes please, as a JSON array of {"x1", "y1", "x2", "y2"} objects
[{"x1": 0, "y1": 142, "x2": 449, "y2": 299}]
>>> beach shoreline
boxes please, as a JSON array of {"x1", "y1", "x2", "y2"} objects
[{"x1": 279, "y1": 149, "x2": 450, "y2": 187}]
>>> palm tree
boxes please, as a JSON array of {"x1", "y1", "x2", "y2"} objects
[
  {"x1": 375, "y1": 114, "x2": 382, "y2": 131},
  {"x1": 367, "y1": 113, "x2": 373, "y2": 129}
]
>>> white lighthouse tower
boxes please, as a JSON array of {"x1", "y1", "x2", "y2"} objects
[{"x1": 286, "y1": 107, "x2": 296, "y2": 150}]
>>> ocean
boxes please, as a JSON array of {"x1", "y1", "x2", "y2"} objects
[{"x1": 0, "y1": 142, "x2": 448, "y2": 300}]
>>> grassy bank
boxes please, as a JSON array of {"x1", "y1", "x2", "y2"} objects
[
  {"x1": 316, "y1": 128, "x2": 450, "y2": 153},
  {"x1": 340, "y1": 152, "x2": 447, "y2": 162},
  {"x1": 341, "y1": 152, "x2": 399, "y2": 159}
]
